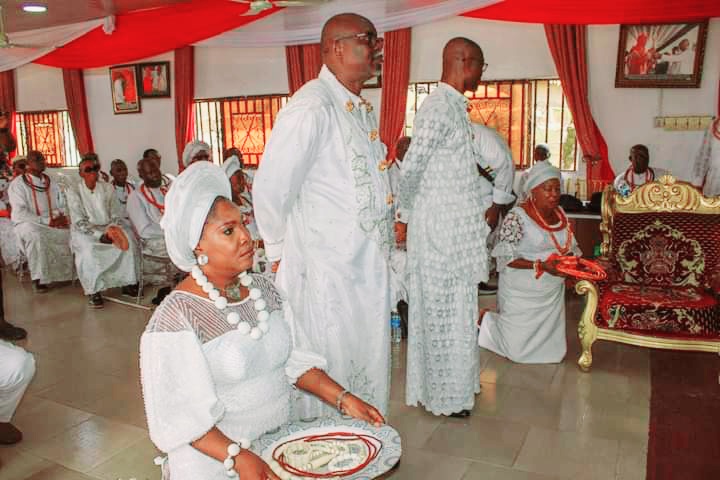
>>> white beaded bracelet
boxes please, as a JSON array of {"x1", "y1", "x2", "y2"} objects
[{"x1": 224, "y1": 438, "x2": 251, "y2": 478}]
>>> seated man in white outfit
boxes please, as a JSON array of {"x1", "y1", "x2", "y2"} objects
[
  {"x1": 614, "y1": 144, "x2": 668, "y2": 196},
  {"x1": 143, "y1": 148, "x2": 174, "y2": 187},
  {"x1": 127, "y1": 158, "x2": 174, "y2": 302},
  {"x1": 66, "y1": 158, "x2": 140, "y2": 308},
  {"x1": 110, "y1": 159, "x2": 136, "y2": 218},
  {"x1": 8, "y1": 150, "x2": 73, "y2": 293},
  {"x1": 0, "y1": 340, "x2": 35, "y2": 444}
]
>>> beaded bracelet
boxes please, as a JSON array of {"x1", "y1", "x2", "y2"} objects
[
  {"x1": 335, "y1": 389, "x2": 350, "y2": 414},
  {"x1": 223, "y1": 438, "x2": 251, "y2": 478}
]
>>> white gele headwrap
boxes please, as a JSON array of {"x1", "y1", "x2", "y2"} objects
[
  {"x1": 160, "y1": 162, "x2": 231, "y2": 272},
  {"x1": 181, "y1": 139, "x2": 211, "y2": 167},
  {"x1": 524, "y1": 159, "x2": 562, "y2": 194},
  {"x1": 222, "y1": 155, "x2": 241, "y2": 179}
]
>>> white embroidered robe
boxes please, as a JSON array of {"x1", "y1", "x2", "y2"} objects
[
  {"x1": 66, "y1": 181, "x2": 139, "y2": 295},
  {"x1": 127, "y1": 186, "x2": 171, "y2": 284},
  {"x1": 254, "y1": 65, "x2": 393, "y2": 418},
  {"x1": 399, "y1": 82, "x2": 490, "y2": 415},
  {"x1": 8, "y1": 174, "x2": 73, "y2": 284}
]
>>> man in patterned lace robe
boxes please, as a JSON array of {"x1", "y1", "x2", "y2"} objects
[
  {"x1": 400, "y1": 38, "x2": 489, "y2": 417},
  {"x1": 254, "y1": 13, "x2": 393, "y2": 418}
]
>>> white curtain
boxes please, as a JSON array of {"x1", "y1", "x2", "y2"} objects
[
  {"x1": 195, "y1": 0, "x2": 502, "y2": 48},
  {"x1": 0, "y1": 18, "x2": 104, "y2": 73}
]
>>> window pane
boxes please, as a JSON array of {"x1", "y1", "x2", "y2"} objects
[{"x1": 15, "y1": 110, "x2": 80, "y2": 167}]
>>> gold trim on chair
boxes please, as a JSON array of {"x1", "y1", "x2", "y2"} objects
[{"x1": 576, "y1": 175, "x2": 720, "y2": 371}]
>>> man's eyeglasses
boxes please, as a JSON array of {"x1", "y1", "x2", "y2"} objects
[
  {"x1": 334, "y1": 31, "x2": 383, "y2": 48},
  {"x1": 82, "y1": 165, "x2": 100, "y2": 174}
]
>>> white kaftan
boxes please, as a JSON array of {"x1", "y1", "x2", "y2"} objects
[
  {"x1": 127, "y1": 185, "x2": 171, "y2": 284},
  {"x1": 111, "y1": 180, "x2": 136, "y2": 218},
  {"x1": 0, "y1": 179, "x2": 21, "y2": 268},
  {"x1": 140, "y1": 275, "x2": 326, "y2": 480},
  {"x1": 473, "y1": 123, "x2": 516, "y2": 210},
  {"x1": 8, "y1": 174, "x2": 73, "y2": 284},
  {"x1": 478, "y1": 207, "x2": 580, "y2": 363},
  {"x1": 0, "y1": 339, "x2": 35, "y2": 422},
  {"x1": 254, "y1": 65, "x2": 393, "y2": 418},
  {"x1": 400, "y1": 83, "x2": 490, "y2": 415},
  {"x1": 66, "y1": 181, "x2": 139, "y2": 295},
  {"x1": 692, "y1": 118, "x2": 720, "y2": 196},
  {"x1": 613, "y1": 166, "x2": 669, "y2": 195}
]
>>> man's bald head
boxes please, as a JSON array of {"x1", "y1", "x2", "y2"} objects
[
  {"x1": 441, "y1": 37, "x2": 485, "y2": 94},
  {"x1": 320, "y1": 13, "x2": 383, "y2": 93}
]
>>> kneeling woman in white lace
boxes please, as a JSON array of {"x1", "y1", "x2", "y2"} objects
[
  {"x1": 140, "y1": 162, "x2": 384, "y2": 480},
  {"x1": 477, "y1": 162, "x2": 581, "y2": 364}
]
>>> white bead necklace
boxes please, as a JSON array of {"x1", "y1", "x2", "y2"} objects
[{"x1": 190, "y1": 267, "x2": 270, "y2": 340}]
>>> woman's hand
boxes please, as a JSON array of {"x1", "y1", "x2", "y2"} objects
[
  {"x1": 234, "y1": 450, "x2": 280, "y2": 480},
  {"x1": 341, "y1": 394, "x2": 385, "y2": 427},
  {"x1": 541, "y1": 256, "x2": 566, "y2": 277}
]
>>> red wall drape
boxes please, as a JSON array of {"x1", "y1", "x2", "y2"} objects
[
  {"x1": 544, "y1": 24, "x2": 614, "y2": 193},
  {"x1": 380, "y1": 28, "x2": 412, "y2": 161},
  {"x1": 175, "y1": 46, "x2": 195, "y2": 172},
  {"x1": 62, "y1": 68, "x2": 94, "y2": 155},
  {"x1": 36, "y1": 0, "x2": 279, "y2": 69},
  {"x1": 464, "y1": 0, "x2": 720, "y2": 24},
  {"x1": 0, "y1": 70, "x2": 17, "y2": 161},
  {"x1": 285, "y1": 44, "x2": 322, "y2": 95}
]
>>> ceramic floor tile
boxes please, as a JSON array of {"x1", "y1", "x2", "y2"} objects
[
  {"x1": 488, "y1": 386, "x2": 584, "y2": 432},
  {"x1": 492, "y1": 362, "x2": 560, "y2": 392},
  {"x1": 22, "y1": 465, "x2": 99, "y2": 480},
  {"x1": 23, "y1": 416, "x2": 146, "y2": 473},
  {"x1": 12, "y1": 398, "x2": 94, "y2": 450},
  {"x1": 461, "y1": 461, "x2": 560, "y2": 480},
  {"x1": 0, "y1": 445, "x2": 53, "y2": 480},
  {"x1": 615, "y1": 439, "x2": 648, "y2": 480},
  {"x1": 383, "y1": 447, "x2": 472, "y2": 480},
  {"x1": 423, "y1": 416, "x2": 529, "y2": 466},
  {"x1": 514, "y1": 427, "x2": 619, "y2": 480},
  {"x1": 33, "y1": 371, "x2": 123, "y2": 411},
  {"x1": 88, "y1": 436, "x2": 161, "y2": 480},
  {"x1": 387, "y1": 405, "x2": 443, "y2": 449}
]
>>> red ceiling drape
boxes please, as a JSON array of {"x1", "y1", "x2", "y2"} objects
[
  {"x1": 464, "y1": 0, "x2": 720, "y2": 24},
  {"x1": 380, "y1": 28, "x2": 412, "y2": 161},
  {"x1": 0, "y1": 70, "x2": 17, "y2": 162},
  {"x1": 544, "y1": 24, "x2": 614, "y2": 193},
  {"x1": 36, "y1": 0, "x2": 279, "y2": 69},
  {"x1": 62, "y1": 68, "x2": 94, "y2": 156},
  {"x1": 175, "y1": 46, "x2": 195, "y2": 172},
  {"x1": 285, "y1": 44, "x2": 322, "y2": 95}
]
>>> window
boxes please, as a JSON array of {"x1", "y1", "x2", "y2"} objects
[
  {"x1": 14, "y1": 110, "x2": 81, "y2": 167},
  {"x1": 405, "y1": 79, "x2": 579, "y2": 171},
  {"x1": 194, "y1": 95, "x2": 290, "y2": 167}
]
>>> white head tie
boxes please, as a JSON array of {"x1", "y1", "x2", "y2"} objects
[
  {"x1": 182, "y1": 140, "x2": 211, "y2": 167},
  {"x1": 222, "y1": 155, "x2": 242, "y2": 179},
  {"x1": 525, "y1": 160, "x2": 562, "y2": 194}
]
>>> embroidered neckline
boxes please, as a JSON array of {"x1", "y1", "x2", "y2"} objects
[{"x1": 140, "y1": 184, "x2": 167, "y2": 214}]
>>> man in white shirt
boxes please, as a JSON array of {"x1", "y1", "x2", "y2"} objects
[
  {"x1": 8, "y1": 150, "x2": 73, "y2": 293},
  {"x1": 254, "y1": 13, "x2": 393, "y2": 418},
  {"x1": 400, "y1": 38, "x2": 489, "y2": 417},
  {"x1": 66, "y1": 158, "x2": 140, "y2": 308},
  {"x1": 143, "y1": 148, "x2": 174, "y2": 187},
  {"x1": 692, "y1": 118, "x2": 720, "y2": 196},
  {"x1": 110, "y1": 159, "x2": 136, "y2": 217},
  {"x1": 614, "y1": 144, "x2": 668, "y2": 196}
]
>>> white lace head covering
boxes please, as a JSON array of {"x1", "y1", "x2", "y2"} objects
[
  {"x1": 182, "y1": 140, "x2": 211, "y2": 167},
  {"x1": 525, "y1": 160, "x2": 562, "y2": 194},
  {"x1": 222, "y1": 155, "x2": 241, "y2": 179},
  {"x1": 161, "y1": 162, "x2": 231, "y2": 272}
]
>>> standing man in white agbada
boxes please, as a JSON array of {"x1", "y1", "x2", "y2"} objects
[
  {"x1": 66, "y1": 158, "x2": 140, "y2": 308},
  {"x1": 400, "y1": 38, "x2": 489, "y2": 417},
  {"x1": 692, "y1": 118, "x2": 720, "y2": 196},
  {"x1": 8, "y1": 150, "x2": 73, "y2": 293},
  {"x1": 254, "y1": 13, "x2": 393, "y2": 418}
]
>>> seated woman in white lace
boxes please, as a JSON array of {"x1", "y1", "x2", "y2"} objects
[
  {"x1": 140, "y1": 162, "x2": 384, "y2": 480},
  {"x1": 477, "y1": 161, "x2": 581, "y2": 364}
]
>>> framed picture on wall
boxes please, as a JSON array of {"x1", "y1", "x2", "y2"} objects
[
  {"x1": 109, "y1": 64, "x2": 141, "y2": 114},
  {"x1": 137, "y1": 61, "x2": 171, "y2": 97},
  {"x1": 615, "y1": 20, "x2": 708, "y2": 88}
]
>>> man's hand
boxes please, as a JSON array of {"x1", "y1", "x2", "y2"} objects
[
  {"x1": 484, "y1": 204, "x2": 502, "y2": 231},
  {"x1": 49, "y1": 214, "x2": 69, "y2": 229},
  {"x1": 541, "y1": 256, "x2": 566, "y2": 278},
  {"x1": 394, "y1": 222, "x2": 407, "y2": 245},
  {"x1": 271, "y1": 260, "x2": 281, "y2": 273}
]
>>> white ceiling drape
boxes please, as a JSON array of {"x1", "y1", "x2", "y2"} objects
[
  {"x1": 0, "y1": 18, "x2": 104, "y2": 72},
  {"x1": 195, "y1": 0, "x2": 502, "y2": 47}
]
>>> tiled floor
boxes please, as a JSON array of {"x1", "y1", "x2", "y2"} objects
[{"x1": 0, "y1": 272, "x2": 650, "y2": 480}]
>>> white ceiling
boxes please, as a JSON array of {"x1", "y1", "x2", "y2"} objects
[{"x1": 2, "y1": 0, "x2": 191, "y2": 32}]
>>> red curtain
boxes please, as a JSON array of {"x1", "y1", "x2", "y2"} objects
[
  {"x1": 380, "y1": 28, "x2": 412, "y2": 161},
  {"x1": 285, "y1": 44, "x2": 322, "y2": 95},
  {"x1": 0, "y1": 70, "x2": 17, "y2": 160},
  {"x1": 464, "y1": 0, "x2": 720, "y2": 24},
  {"x1": 544, "y1": 25, "x2": 614, "y2": 193},
  {"x1": 62, "y1": 68, "x2": 94, "y2": 155},
  {"x1": 175, "y1": 46, "x2": 195, "y2": 172},
  {"x1": 36, "y1": 0, "x2": 280, "y2": 69}
]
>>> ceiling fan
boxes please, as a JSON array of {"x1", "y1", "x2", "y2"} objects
[
  {"x1": 0, "y1": 5, "x2": 45, "y2": 49},
  {"x1": 234, "y1": 0, "x2": 332, "y2": 16}
]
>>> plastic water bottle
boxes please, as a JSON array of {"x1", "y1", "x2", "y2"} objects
[{"x1": 391, "y1": 311, "x2": 402, "y2": 344}]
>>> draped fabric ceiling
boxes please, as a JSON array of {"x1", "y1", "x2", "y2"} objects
[{"x1": 0, "y1": 0, "x2": 715, "y2": 71}]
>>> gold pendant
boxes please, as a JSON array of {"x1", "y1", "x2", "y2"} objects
[
  {"x1": 369, "y1": 129, "x2": 378, "y2": 141},
  {"x1": 345, "y1": 100, "x2": 355, "y2": 112},
  {"x1": 386, "y1": 193, "x2": 394, "y2": 205}
]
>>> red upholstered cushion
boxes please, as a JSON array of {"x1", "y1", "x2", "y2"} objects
[
  {"x1": 609, "y1": 213, "x2": 720, "y2": 288},
  {"x1": 595, "y1": 282, "x2": 720, "y2": 339}
]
